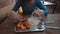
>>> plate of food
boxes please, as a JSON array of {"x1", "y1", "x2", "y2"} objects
[{"x1": 14, "y1": 16, "x2": 46, "y2": 32}]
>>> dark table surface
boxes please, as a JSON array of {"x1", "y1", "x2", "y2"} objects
[{"x1": 0, "y1": 14, "x2": 60, "y2": 34}]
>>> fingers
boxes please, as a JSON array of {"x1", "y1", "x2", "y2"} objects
[
  {"x1": 32, "y1": 9, "x2": 46, "y2": 22},
  {"x1": 17, "y1": 13, "x2": 22, "y2": 18},
  {"x1": 32, "y1": 9, "x2": 44, "y2": 17},
  {"x1": 8, "y1": 11, "x2": 22, "y2": 23}
]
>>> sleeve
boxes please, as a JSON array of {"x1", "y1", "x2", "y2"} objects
[
  {"x1": 36, "y1": 0, "x2": 48, "y2": 16},
  {"x1": 12, "y1": 0, "x2": 22, "y2": 12}
]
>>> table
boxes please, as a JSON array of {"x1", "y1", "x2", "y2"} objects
[
  {"x1": 41, "y1": 1, "x2": 55, "y2": 6},
  {"x1": 42, "y1": 1, "x2": 56, "y2": 14},
  {"x1": 0, "y1": 14, "x2": 60, "y2": 34}
]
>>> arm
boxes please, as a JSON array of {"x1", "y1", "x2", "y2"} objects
[
  {"x1": 36, "y1": 0, "x2": 48, "y2": 16},
  {"x1": 12, "y1": 0, "x2": 22, "y2": 17},
  {"x1": 8, "y1": 0, "x2": 22, "y2": 21}
]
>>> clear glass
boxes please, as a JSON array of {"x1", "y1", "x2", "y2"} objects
[
  {"x1": 31, "y1": 8, "x2": 46, "y2": 31},
  {"x1": 37, "y1": 16, "x2": 46, "y2": 30}
]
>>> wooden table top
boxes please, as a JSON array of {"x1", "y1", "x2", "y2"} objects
[{"x1": 0, "y1": 14, "x2": 60, "y2": 34}]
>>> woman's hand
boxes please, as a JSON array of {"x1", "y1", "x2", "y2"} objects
[
  {"x1": 32, "y1": 9, "x2": 45, "y2": 17},
  {"x1": 8, "y1": 11, "x2": 22, "y2": 23},
  {"x1": 32, "y1": 9, "x2": 46, "y2": 22}
]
